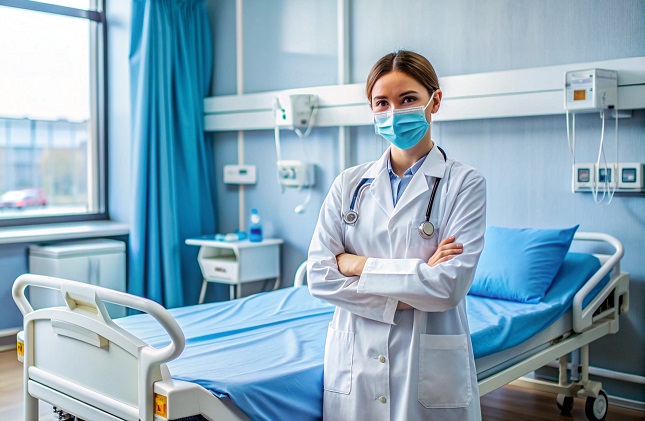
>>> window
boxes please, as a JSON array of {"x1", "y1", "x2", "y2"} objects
[{"x1": 0, "y1": 0, "x2": 106, "y2": 226}]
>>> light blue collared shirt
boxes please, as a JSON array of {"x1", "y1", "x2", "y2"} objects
[{"x1": 387, "y1": 154, "x2": 427, "y2": 207}]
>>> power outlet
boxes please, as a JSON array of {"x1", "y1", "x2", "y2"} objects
[
  {"x1": 223, "y1": 165, "x2": 257, "y2": 184},
  {"x1": 277, "y1": 160, "x2": 315, "y2": 188}
]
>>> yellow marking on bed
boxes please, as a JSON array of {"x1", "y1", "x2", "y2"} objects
[
  {"x1": 154, "y1": 393, "x2": 168, "y2": 418},
  {"x1": 16, "y1": 341, "x2": 24, "y2": 358}
]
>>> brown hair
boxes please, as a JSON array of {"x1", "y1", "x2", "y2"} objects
[{"x1": 365, "y1": 50, "x2": 440, "y2": 103}]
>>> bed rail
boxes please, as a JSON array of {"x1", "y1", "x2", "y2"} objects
[
  {"x1": 571, "y1": 232, "x2": 629, "y2": 333},
  {"x1": 13, "y1": 274, "x2": 185, "y2": 362}
]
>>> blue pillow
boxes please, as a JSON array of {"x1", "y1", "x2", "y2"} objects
[{"x1": 470, "y1": 225, "x2": 579, "y2": 303}]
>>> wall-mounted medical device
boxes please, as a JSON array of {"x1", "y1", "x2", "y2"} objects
[
  {"x1": 564, "y1": 68, "x2": 626, "y2": 204},
  {"x1": 565, "y1": 69, "x2": 617, "y2": 112},
  {"x1": 573, "y1": 163, "x2": 645, "y2": 193},
  {"x1": 274, "y1": 94, "x2": 318, "y2": 129},
  {"x1": 272, "y1": 94, "x2": 319, "y2": 213},
  {"x1": 223, "y1": 164, "x2": 257, "y2": 185},
  {"x1": 277, "y1": 160, "x2": 315, "y2": 188}
]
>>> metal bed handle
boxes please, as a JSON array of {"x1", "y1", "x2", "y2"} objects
[
  {"x1": 12, "y1": 273, "x2": 186, "y2": 363},
  {"x1": 294, "y1": 261, "x2": 308, "y2": 287},
  {"x1": 571, "y1": 232, "x2": 626, "y2": 333}
]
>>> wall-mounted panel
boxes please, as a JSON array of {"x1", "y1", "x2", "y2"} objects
[{"x1": 204, "y1": 57, "x2": 645, "y2": 131}]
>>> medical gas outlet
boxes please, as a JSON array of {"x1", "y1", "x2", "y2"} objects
[
  {"x1": 277, "y1": 160, "x2": 315, "y2": 188},
  {"x1": 573, "y1": 163, "x2": 645, "y2": 193}
]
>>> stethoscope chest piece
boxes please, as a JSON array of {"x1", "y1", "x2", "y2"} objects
[
  {"x1": 343, "y1": 210, "x2": 358, "y2": 225},
  {"x1": 418, "y1": 221, "x2": 436, "y2": 239}
]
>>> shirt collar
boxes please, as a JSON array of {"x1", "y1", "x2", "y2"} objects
[
  {"x1": 387, "y1": 150, "x2": 426, "y2": 179},
  {"x1": 361, "y1": 144, "x2": 447, "y2": 179}
]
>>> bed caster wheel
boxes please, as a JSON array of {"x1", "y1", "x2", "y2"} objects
[
  {"x1": 585, "y1": 389, "x2": 608, "y2": 421},
  {"x1": 556, "y1": 394, "x2": 574, "y2": 415}
]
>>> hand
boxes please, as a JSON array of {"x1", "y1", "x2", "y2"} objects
[
  {"x1": 336, "y1": 253, "x2": 368, "y2": 277},
  {"x1": 397, "y1": 302, "x2": 414, "y2": 310},
  {"x1": 428, "y1": 236, "x2": 463, "y2": 267}
]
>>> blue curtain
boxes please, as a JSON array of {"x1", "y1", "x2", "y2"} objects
[{"x1": 128, "y1": 0, "x2": 216, "y2": 308}]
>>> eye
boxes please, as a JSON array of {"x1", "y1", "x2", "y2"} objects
[
  {"x1": 401, "y1": 95, "x2": 418, "y2": 105},
  {"x1": 373, "y1": 99, "x2": 389, "y2": 111}
]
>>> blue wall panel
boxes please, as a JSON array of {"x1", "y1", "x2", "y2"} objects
[
  {"x1": 350, "y1": 0, "x2": 645, "y2": 80},
  {"x1": 244, "y1": 0, "x2": 338, "y2": 92}
]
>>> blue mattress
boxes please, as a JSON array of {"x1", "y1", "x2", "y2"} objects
[
  {"x1": 116, "y1": 252, "x2": 605, "y2": 421},
  {"x1": 117, "y1": 286, "x2": 334, "y2": 421}
]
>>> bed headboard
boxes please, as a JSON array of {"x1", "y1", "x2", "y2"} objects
[{"x1": 571, "y1": 232, "x2": 629, "y2": 332}]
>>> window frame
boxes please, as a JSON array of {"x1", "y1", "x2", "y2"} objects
[{"x1": 0, "y1": 0, "x2": 108, "y2": 227}]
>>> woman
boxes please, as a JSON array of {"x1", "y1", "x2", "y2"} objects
[{"x1": 307, "y1": 50, "x2": 486, "y2": 421}]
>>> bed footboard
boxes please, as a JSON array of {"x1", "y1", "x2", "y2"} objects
[{"x1": 12, "y1": 274, "x2": 187, "y2": 421}]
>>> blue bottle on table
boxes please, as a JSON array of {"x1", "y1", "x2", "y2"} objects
[{"x1": 249, "y1": 208, "x2": 263, "y2": 242}]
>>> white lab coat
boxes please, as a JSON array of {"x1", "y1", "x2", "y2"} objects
[{"x1": 308, "y1": 145, "x2": 486, "y2": 421}]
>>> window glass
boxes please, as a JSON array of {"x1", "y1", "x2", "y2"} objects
[{"x1": 0, "y1": 3, "x2": 103, "y2": 223}]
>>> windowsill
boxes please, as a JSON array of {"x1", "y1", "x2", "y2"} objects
[{"x1": 0, "y1": 220, "x2": 129, "y2": 245}]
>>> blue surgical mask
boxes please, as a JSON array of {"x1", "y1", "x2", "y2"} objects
[{"x1": 373, "y1": 93, "x2": 435, "y2": 150}]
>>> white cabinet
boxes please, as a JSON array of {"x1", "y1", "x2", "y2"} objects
[
  {"x1": 28, "y1": 239, "x2": 126, "y2": 318},
  {"x1": 185, "y1": 237, "x2": 283, "y2": 303}
]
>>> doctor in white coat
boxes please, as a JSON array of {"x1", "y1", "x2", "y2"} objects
[{"x1": 308, "y1": 50, "x2": 486, "y2": 421}]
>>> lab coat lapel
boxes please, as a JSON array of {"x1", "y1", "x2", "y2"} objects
[
  {"x1": 392, "y1": 146, "x2": 447, "y2": 218},
  {"x1": 361, "y1": 148, "x2": 394, "y2": 218},
  {"x1": 369, "y1": 171, "x2": 395, "y2": 217},
  {"x1": 391, "y1": 171, "x2": 430, "y2": 218}
]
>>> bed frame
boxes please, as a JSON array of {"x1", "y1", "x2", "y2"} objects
[
  {"x1": 12, "y1": 232, "x2": 629, "y2": 421},
  {"x1": 475, "y1": 232, "x2": 629, "y2": 420}
]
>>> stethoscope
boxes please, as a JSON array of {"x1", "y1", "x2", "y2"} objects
[{"x1": 342, "y1": 146, "x2": 447, "y2": 240}]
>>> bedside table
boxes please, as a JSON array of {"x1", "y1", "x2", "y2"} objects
[{"x1": 186, "y1": 236, "x2": 283, "y2": 303}]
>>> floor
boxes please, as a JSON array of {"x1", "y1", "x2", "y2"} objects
[
  {"x1": 1, "y1": 350, "x2": 643, "y2": 420},
  {"x1": 0, "y1": 350, "x2": 52, "y2": 420},
  {"x1": 480, "y1": 384, "x2": 644, "y2": 421}
]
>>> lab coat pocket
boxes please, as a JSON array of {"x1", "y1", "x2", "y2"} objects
[
  {"x1": 407, "y1": 218, "x2": 439, "y2": 259},
  {"x1": 323, "y1": 324, "x2": 354, "y2": 394},
  {"x1": 418, "y1": 333, "x2": 472, "y2": 408}
]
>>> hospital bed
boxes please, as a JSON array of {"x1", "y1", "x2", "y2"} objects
[{"x1": 12, "y1": 231, "x2": 629, "y2": 421}]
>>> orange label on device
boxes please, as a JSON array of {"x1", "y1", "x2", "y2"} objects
[
  {"x1": 16, "y1": 341, "x2": 24, "y2": 357},
  {"x1": 154, "y1": 393, "x2": 168, "y2": 418},
  {"x1": 573, "y1": 89, "x2": 586, "y2": 101}
]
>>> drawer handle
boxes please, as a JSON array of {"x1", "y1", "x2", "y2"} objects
[{"x1": 214, "y1": 267, "x2": 227, "y2": 273}]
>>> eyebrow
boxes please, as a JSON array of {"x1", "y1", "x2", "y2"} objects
[{"x1": 372, "y1": 90, "x2": 419, "y2": 101}]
